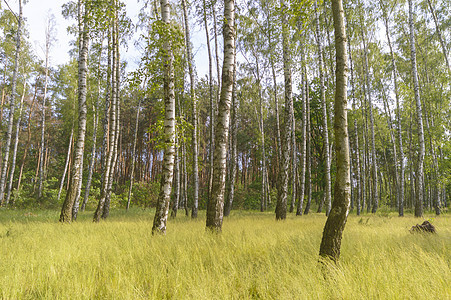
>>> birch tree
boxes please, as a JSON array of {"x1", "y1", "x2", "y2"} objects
[
  {"x1": 319, "y1": 0, "x2": 350, "y2": 263},
  {"x1": 205, "y1": 0, "x2": 235, "y2": 232},
  {"x1": 152, "y1": 0, "x2": 177, "y2": 234},
  {"x1": 0, "y1": 0, "x2": 22, "y2": 206},
  {"x1": 59, "y1": 0, "x2": 89, "y2": 223},
  {"x1": 408, "y1": 0, "x2": 425, "y2": 217}
]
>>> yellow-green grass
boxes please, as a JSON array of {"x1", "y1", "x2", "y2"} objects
[{"x1": 0, "y1": 209, "x2": 449, "y2": 299}]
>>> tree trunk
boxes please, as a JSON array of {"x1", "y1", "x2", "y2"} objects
[
  {"x1": 426, "y1": 0, "x2": 450, "y2": 74},
  {"x1": 5, "y1": 82, "x2": 26, "y2": 204},
  {"x1": 126, "y1": 98, "x2": 142, "y2": 211},
  {"x1": 181, "y1": 0, "x2": 199, "y2": 218},
  {"x1": 81, "y1": 40, "x2": 103, "y2": 212},
  {"x1": 0, "y1": 0, "x2": 22, "y2": 206},
  {"x1": 59, "y1": 0, "x2": 89, "y2": 222},
  {"x1": 296, "y1": 68, "x2": 307, "y2": 216},
  {"x1": 380, "y1": 0, "x2": 405, "y2": 216},
  {"x1": 224, "y1": 60, "x2": 237, "y2": 217},
  {"x1": 17, "y1": 81, "x2": 38, "y2": 191},
  {"x1": 38, "y1": 20, "x2": 52, "y2": 199},
  {"x1": 102, "y1": 25, "x2": 121, "y2": 220},
  {"x1": 275, "y1": 0, "x2": 294, "y2": 221},
  {"x1": 319, "y1": 0, "x2": 350, "y2": 263},
  {"x1": 314, "y1": 0, "x2": 332, "y2": 216},
  {"x1": 203, "y1": 0, "x2": 215, "y2": 205},
  {"x1": 152, "y1": 0, "x2": 176, "y2": 234},
  {"x1": 289, "y1": 103, "x2": 297, "y2": 213},
  {"x1": 304, "y1": 79, "x2": 312, "y2": 215},
  {"x1": 171, "y1": 137, "x2": 180, "y2": 217},
  {"x1": 94, "y1": 10, "x2": 117, "y2": 222},
  {"x1": 205, "y1": 0, "x2": 235, "y2": 232},
  {"x1": 359, "y1": 12, "x2": 379, "y2": 214},
  {"x1": 408, "y1": 0, "x2": 425, "y2": 218}
]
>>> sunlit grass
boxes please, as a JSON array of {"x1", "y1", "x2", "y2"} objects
[{"x1": 0, "y1": 208, "x2": 449, "y2": 299}]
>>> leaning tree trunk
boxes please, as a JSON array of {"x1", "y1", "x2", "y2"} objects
[
  {"x1": 0, "y1": 0, "x2": 22, "y2": 206},
  {"x1": 181, "y1": 0, "x2": 199, "y2": 218},
  {"x1": 314, "y1": 0, "x2": 332, "y2": 216},
  {"x1": 152, "y1": 0, "x2": 177, "y2": 234},
  {"x1": 319, "y1": 0, "x2": 350, "y2": 263},
  {"x1": 205, "y1": 0, "x2": 235, "y2": 232},
  {"x1": 426, "y1": 0, "x2": 450, "y2": 74},
  {"x1": 275, "y1": 0, "x2": 293, "y2": 221},
  {"x1": 59, "y1": 1, "x2": 89, "y2": 223},
  {"x1": 5, "y1": 82, "x2": 26, "y2": 205},
  {"x1": 408, "y1": 0, "x2": 425, "y2": 218}
]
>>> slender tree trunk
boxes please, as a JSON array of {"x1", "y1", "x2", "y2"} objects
[
  {"x1": 0, "y1": 0, "x2": 22, "y2": 206},
  {"x1": 59, "y1": 1, "x2": 89, "y2": 222},
  {"x1": 5, "y1": 82, "x2": 26, "y2": 204},
  {"x1": 353, "y1": 121, "x2": 361, "y2": 215},
  {"x1": 182, "y1": 140, "x2": 189, "y2": 216},
  {"x1": 171, "y1": 137, "x2": 180, "y2": 217},
  {"x1": 359, "y1": 15, "x2": 379, "y2": 213},
  {"x1": 426, "y1": 0, "x2": 450, "y2": 73},
  {"x1": 126, "y1": 98, "x2": 142, "y2": 211},
  {"x1": 152, "y1": 0, "x2": 177, "y2": 234},
  {"x1": 81, "y1": 41, "x2": 103, "y2": 212},
  {"x1": 57, "y1": 126, "x2": 74, "y2": 202},
  {"x1": 17, "y1": 82, "x2": 38, "y2": 191},
  {"x1": 314, "y1": 0, "x2": 332, "y2": 216},
  {"x1": 205, "y1": 0, "x2": 235, "y2": 232},
  {"x1": 224, "y1": 60, "x2": 237, "y2": 217},
  {"x1": 38, "y1": 25, "x2": 51, "y2": 199},
  {"x1": 203, "y1": 0, "x2": 215, "y2": 205},
  {"x1": 304, "y1": 79, "x2": 312, "y2": 215},
  {"x1": 181, "y1": 0, "x2": 199, "y2": 218},
  {"x1": 296, "y1": 69, "x2": 307, "y2": 216},
  {"x1": 94, "y1": 10, "x2": 117, "y2": 222},
  {"x1": 380, "y1": 1, "x2": 405, "y2": 216},
  {"x1": 289, "y1": 103, "x2": 297, "y2": 213},
  {"x1": 319, "y1": 0, "x2": 350, "y2": 263},
  {"x1": 408, "y1": 0, "x2": 425, "y2": 218},
  {"x1": 275, "y1": 0, "x2": 293, "y2": 221},
  {"x1": 102, "y1": 25, "x2": 121, "y2": 220}
]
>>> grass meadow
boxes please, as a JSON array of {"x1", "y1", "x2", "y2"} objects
[{"x1": 0, "y1": 208, "x2": 449, "y2": 299}]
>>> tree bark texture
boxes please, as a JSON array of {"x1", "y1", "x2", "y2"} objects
[
  {"x1": 206, "y1": 0, "x2": 235, "y2": 232},
  {"x1": 59, "y1": 2, "x2": 89, "y2": 222},
  {"x1": 319, "y1": 0, "x2": 350, "y2": 263},
  {"x1": 275, "y1": 0, "x2": 293, "y2": 221},
  {"x1": 408, "y1": 0, "x2": 425, "y2": 218},
  {"x1": 314, "y1": 0, "x2": 332, "y2": 216},
  {"x1": 152, "y1": 0, "x2": 176, "y2": 234}
]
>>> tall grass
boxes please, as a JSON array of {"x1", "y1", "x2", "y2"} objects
[{"x1": 0, "y1": 209, "x2": 449, "y2": 299}]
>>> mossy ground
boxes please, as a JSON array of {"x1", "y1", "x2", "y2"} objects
[{"x1": 0, "y1": 208, "x2": 449, "y2": 299}]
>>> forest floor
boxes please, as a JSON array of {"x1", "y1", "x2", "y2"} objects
[{"x1": 0, "y1": 208, "x2": 449, "y2": 299}]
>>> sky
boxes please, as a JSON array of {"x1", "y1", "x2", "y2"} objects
[{"x1": 9, "y1": 0, "x2": 212, "y2": 79}]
